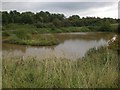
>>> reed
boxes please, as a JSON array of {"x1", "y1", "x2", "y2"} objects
[{"x1": 2, "y1": 47, "x2": 118, "y2": 88}]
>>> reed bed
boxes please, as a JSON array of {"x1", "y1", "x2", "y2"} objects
[{"x1": 2, "y1": 47, "x2": 118, "y2": 88}]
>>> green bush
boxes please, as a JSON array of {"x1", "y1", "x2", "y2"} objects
[
  {"x1": 4, "y1": 23, "x2": 33, "y2": 29},
  {"x1": 35, "y1": 22, "x2": 56, "y2": 28},
  {"x1": 87, "y1": 26, "x2": 100, "y2": 31},
  {"x1": 99, "y1": 21, "x2": 112, "y2": 32},
  {"x1": 2, "y1": 31, "x2": 10, "y2": 36},
  {"x1": 80, "y1": 27, "x2": 90, "y2": 32}
]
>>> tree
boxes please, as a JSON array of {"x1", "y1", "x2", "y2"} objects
[
  {"x1": 50, "y1": 13, "x2": 65, "y2": 22},
  {"x1": 52, "y1": 18, "x2": 62, "y2": 27},
  {"x1": 2, "y1": 10, "x2": 118, "y2": 28},
  {"x1": 99, "y1": 20, "x2": 112, "y2": 32},
  {"x1": 21, "y1": 12, "x2": 34, "y2": 24},
  {"x1": 68, "y1": 15, "x2": 80, "y2": 26},
  {"x1": 2, "y1": 11, "x2": 10, "y2": 25},
  {"x1": 34, "y1": 11, "x2": 51, "y2": 24}
]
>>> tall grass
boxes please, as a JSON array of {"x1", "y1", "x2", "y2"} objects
[{"x1": 2, "y1": 47, "x2": 118, "y2": 88}]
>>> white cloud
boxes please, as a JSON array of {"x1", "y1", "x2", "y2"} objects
[{"x1": 77, "y1": 2, "x2": 118, "y2": 18}]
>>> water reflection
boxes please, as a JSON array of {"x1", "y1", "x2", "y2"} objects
[{"x1": 2, "y1": 32, "x2": 114, "y2": 60}]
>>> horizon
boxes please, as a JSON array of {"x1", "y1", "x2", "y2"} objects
[{"x1": 1, "y1": 10, "x2": 118, "y2": 19}]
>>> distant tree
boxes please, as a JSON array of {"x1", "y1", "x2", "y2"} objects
[
  {"x1": 9, "y1": 10, "x2": 21, "y2": 23},
  {"x1": 63, "y1": 18, "x2": 71, "y2": 27},
  {"x1": 99, "y1": 20, "x2": 112, "y2": 32},
  {"x1": 68, "y1": 15, "x2": 80, "y2": 26},
  {"x1": 34, "y1": 11, "x2": 51, "y2": 24},
  {"x1": 34, "y1": 22, "x2": 44, "y2": 28},
  {"x1": 52, "y1": 18, "x2": 62, "y2": 27},
  {"x1": 0, "y1": 12, "x2": 2, "y2": 25},
  {"x1": 50, "y1": 13, "x2": 65, "y2": 22},
  {"x1": 21, "y1": 12, "x2": 34, "y2": 24},
  {"x1": 2, "y1": 10, "x2": 118, "y2": 28},
  {"x1": 44, "y1": 11, "x2": 51, "y2": 23},
  {"x1": 13, "y1": 10, "x2": 21, "y2": 23},
  {"x1": 2, "y1": 11, "x2": 10, "y2": 25}
]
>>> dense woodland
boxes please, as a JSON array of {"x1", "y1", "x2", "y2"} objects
[{"x1": 2, "y1": 10, "x2": 118, "y2": 28}]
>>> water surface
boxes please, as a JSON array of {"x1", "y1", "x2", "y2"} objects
[{"x1": 2, "y1": 32, "x2": 114, "y2": 60}]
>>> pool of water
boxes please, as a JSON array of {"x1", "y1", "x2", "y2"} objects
[{"x1": 2, "y1": 32, "x2": 115, "y2": 60}]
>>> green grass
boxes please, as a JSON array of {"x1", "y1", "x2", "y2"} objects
[
  {"x1": 3, "y1": 23, "x2": 118, "y2": 35},
  {"x1": 2, "y1": 47, "x2": 119, "y2": 88},
  {"x1": 3, "y1": 34, "x2": 59, "y2": 46},
  {"x1": 111, "y1": 23, "x2": 118, "y2": 32}
]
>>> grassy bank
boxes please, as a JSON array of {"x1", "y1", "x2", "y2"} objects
[
  {"x1": 2, "y1": 24, "x2": 94, "y2": 34},
  {"x1": 2, "y1": 47, "x2": 118, "y2": 88},
  {"x1": 2, "y1": 23, "x2": 118, "y2": 46},
  {"x1": 2, "y1": 23, "x2": 118, "y2": 34},
  {"x1": 2, "y1": 29, "x2": 59, "y2": 46}
]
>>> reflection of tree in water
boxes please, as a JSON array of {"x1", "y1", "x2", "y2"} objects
[{"x1": 2, "y1": 43, "x2": 26, "y2": 53}]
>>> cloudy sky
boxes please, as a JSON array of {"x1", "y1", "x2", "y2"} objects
[{"x1": 2, "y1": 1, "x2": 118, "y2": 18}]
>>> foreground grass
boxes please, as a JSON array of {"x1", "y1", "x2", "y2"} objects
[{"x1": 2, "y1": 47, "x2": 118, "y2": 88}]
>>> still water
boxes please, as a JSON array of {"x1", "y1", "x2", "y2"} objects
[{"x1": 2, "y1": 32, "x2": 115, "y2": 60}]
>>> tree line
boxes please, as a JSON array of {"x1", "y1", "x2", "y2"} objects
[{"x1": 2, "y1": 10, "x2": 118, "y2": 28}]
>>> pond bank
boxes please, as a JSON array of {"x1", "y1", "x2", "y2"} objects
[
  {"x1": 3, "y1": 34, "x2": 59, "y2": 46},
  {"x1": 2, "y1": 47, "x2": 118, "y2": 88}
]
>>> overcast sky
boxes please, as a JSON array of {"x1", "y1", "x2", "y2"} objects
[{"x1": 2, "y1": 1, "x2": 118, "y2": 18}]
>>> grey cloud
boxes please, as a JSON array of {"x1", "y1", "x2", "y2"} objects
[
  {"x1": 43, "y1": 2, "x2": 113, "y2": 11},
  {"x1": 2, "y1": 2, "x2": 116, "y2": 18},
  {"x1": 2, "y1": 2, "x2": 114, "y2": 11}
]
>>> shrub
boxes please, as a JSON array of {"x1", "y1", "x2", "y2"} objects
[
  {"x1": 80, "y1": 27, "x2": 90, "y2": 32},
  {"x1": 99, "y1": 21, "x2": 112, "y2": 32}
]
